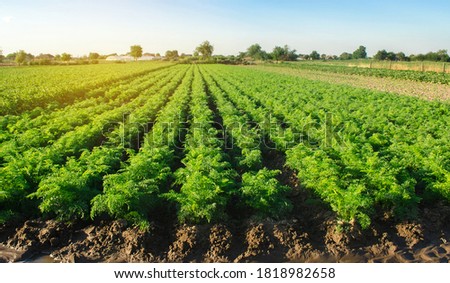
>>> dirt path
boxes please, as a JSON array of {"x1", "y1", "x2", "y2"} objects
[{"x1": 249, "y1": 66, "x2": 450, "y2": 101}]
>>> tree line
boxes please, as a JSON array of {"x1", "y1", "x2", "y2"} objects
[
  {"x1": 0, "y1": 41, "x2": 215, "y2": 65},
  {"x1": 241, "y1": 44, "x2": 449, "y2": 63},
  {"x1": 1, "y1": 42, "x2": 448, "y2": 66},
  {"x1": 373, "y1": 49, "x2": 449, "y2": 62},
  {"x1": 0, "y1": 50, "x2": 103, "y2": 66}
]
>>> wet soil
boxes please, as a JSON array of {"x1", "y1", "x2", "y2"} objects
[{"x1": 1, "y1": 202, "x2": 448, "y2": 263}]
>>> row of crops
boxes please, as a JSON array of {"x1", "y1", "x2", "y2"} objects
[
  {"x1": 1, "y1": 63, "x2": 449, "y2": 229},
  {"x1": 275, "y1": 62, "x2": 450, "y2": 85},
  {"x1": 0, "y1": 61, "x2": 172, "y2": 115}
]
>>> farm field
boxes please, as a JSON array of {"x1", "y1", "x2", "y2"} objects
[
  {"x1": 295, "y1": 59, "x2": 450, "y2": 74},
  {"x1": 0, "y1": 62, "x2": 449, "y2": 263},
  {"x1": 251, "y1": 64, "x2": 450, "y2": 101}
]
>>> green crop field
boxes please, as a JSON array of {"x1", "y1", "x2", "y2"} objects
[
  {"x1": 1, "y1": 62, "x2": 449, "y2": 232},
  {"x1": 269, "y1": 62, "x2": 450, "y2": 84}
]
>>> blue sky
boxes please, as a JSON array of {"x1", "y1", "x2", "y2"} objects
[{"x1": 0, "y1": 0, "x2": 449, "y2": 56}]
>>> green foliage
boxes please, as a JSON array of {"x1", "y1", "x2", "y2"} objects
[
  {"x1": 0, "y1": 64, "x2": 185, "y2": 222},
  {"x1": 0, "y1": 61, "x2": 172, "y2": 115},
  {"x1": 195, "y1": 41, "x2": 214, "y2": 59},
  {"x1": 61, "y1": 53, "x2": 72, "y2": 62},
  {"x1": 0, "y1": 210, "x2": 15, "y2": 225},
  {"x1": 15, "y1": 50, "x2": 27, "y2": 65},
  {"x1": 165, "y1": 67, "x2": 237, "y2": 223},
  {"x1": 246, "y1": 44, "x2": 269, "y2": 61},
  {"x1": 90, "y1": 147, "x2": 172, "y2": 221},
  {"x1": 241, "y1": 169, "x2": 291, "y2": 219},
  {"x1": 410, "y1": 49, "x2": 449, "y2": 62},
  {"x1": 203, "y1": 64, "x2": 450, "y2": 228},
  {"x1": 280, "y1": 62, "x2": 450, "y2": 84},
  {"x1": 130, "y1": 45, "x2": 143, "y2": 60},
  {"x1": 271, "y1": 45, "x2": 298, "y2": 61},
  {"x1": 166, "y1": 147, "x2": 235, "y2": 223},
  {"x1": 352, "y1": 45, "x2": 367, "y2": 59},
  {"x1": 200, "y1": 67, "x2": 292, "y2": 220},
  {"x1": 165, "y1": 50, "x2": 179, "y2": 60},
  {"x1": 339, "y1": 52, "x2": 352, "y2": 60},
  {"x1": 89, "y1": 52, "x2": 100, "y2": 60},
  {"x1": 91, "y1": 66, "x2": 193, "y2": 226},
  {"x1": 29, "y1": 147, "x2": 122, "y2": 221},
  {"x1": 2, "y1": 62, "x2": 450, "y2": 230},
  {"x1": 310, "y1": 50, "x2": 320, "y2": 60}
]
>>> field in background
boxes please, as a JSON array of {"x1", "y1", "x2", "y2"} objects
[
  {"x1": 294, "y1": 59, "x2": 450, "y2": 73},
  {"x1": 252, "y1": 64, "x2": 450, "y2": 101}
]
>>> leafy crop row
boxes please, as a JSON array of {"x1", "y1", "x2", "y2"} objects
[
  {"x1": 0, "y1": 66, "x2": 183, "y2": 163},
  {"x1": 90, "y1": 66, "x2": 194, "y2": 228},
  {"x1": 164, "y1": 67, "x2": 237, "y2": 223},
  {"x1": 0, "y1": 61, "x2": 173, "y2": 115},
  {"x1": 0, "y1": 65, "x2": 189, "y2": 222},
  {"x1": 29, "y1": 65, "x2": 189, "y2": 221},
  {"x1": 1, "y1": 63, "x2": 449, "y2": 229},
  {"x1": 201, "y1": 68, "x2": 291, "y2": 218},
  {"x1": 277, "y1": 62, "x2": 450, "y2": 85},
  {"x1": 204, "y1": 65, "x2": 450, "y2": 228}
]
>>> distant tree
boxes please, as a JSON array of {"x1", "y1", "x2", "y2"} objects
[
  {"x1": 271, "y1": 46, "x2": 285, "y2": 61},
  {"x1": 271, "y1": 45, "x2": 298, "y2": 61},
  {"x1": 284, "y1": 45, "x2": 298, "y2": 61},
  {"x1": 61, "y1": 53, "x2": 72, "y2": 63},
  {"x1": 246, "y1": 43, "x2": 268, "y2": 60},
  {"x1": 89, "y1": 52, "x2": 100, "y2": 60},
  {"x1": 410, "y1": 54, "x2": 425, "y2": 61},
  {"x1": 195, "y1": 41, "x2": 214, "y2": 59},
  {"x1": 156, "y1": 53, "x2": 161, "y2": 57},
  {"x1": 436, "y1": 49, "x2": 449, "y2": 62},
  {"x1": 310, "y1": 50, "x2": 320, "y2": 60},
  {"x1": 0, "y1": 49, "x2": 3, "y2": 63},
  {"x1": 130, "y1": 45, "x2": 143, "y2": 61},
  {"x1": 321, "y1": 54, "x2": 327, "y2": 60},
  {"x1": 424, "y1": 51, "x2": 438, "y2": 62},
  {"x1": 408, "y1": 50, "x2": 449, "y2": 62},
  {"x1": 386, "y1": 52, "x2": 396, "y2": 61},
  {"x1": 237, "y1": 51, "x2": 246, "y2": 61},
  {"x1": 396, "y1": 52, "x2": 407, "y2": 61},
  {"x1": 26, "y1": 53, "x2": 34, "y2": 62},
  {"x1": 339, "y1": 52, "x2": 352, "y2": 60},
  {"x1": 6, "y1": 53, "x2": 17, "y2": 61},
  {"x1": 36, "y1": 53, "x2": 54, "y2": 65},
  {"x1": 15, "y1": 50, "x2": 27, "y2": 65},
  {"x1": 302, "y1": 54, "x2": 310, "y2": 60},
  {"x1": 193, "y1": 51, "x2": 199, "y2": 57},
  {"x1": 36, "y1": 53, "x2": 54, "y2": 59},
  {"x1": 165, "y1": 50, "x2": 179, "y2": 60},
  {"x1": 373, "y1": 49, "x2": 388, "y2": 61},
  {"x1": 352, "y1": 45, "x2": 367, "y2": 59}
]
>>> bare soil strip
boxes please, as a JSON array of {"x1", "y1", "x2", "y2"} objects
[
  {"x1": 250, "y1": 66, "x2": 450, "y2": 101},
  {"x1": 1, "y1": 201, "x2": 448, "y2": 263}
]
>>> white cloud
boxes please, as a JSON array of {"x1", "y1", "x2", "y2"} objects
[{"x1": 2, "y1": 16, "x2": 13, "y2": 23}]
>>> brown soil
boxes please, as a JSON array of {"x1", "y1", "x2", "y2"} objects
[{"x1": 1, "y1": 202, "x2": 449, "y2": 263}]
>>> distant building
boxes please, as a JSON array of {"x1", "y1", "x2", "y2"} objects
[
  {"x1": 106, "y1": 55, "x2": 132, "y2": 61},
  {"x1": 138, "y1": 55, "x2": 157, "y2": 61}
]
